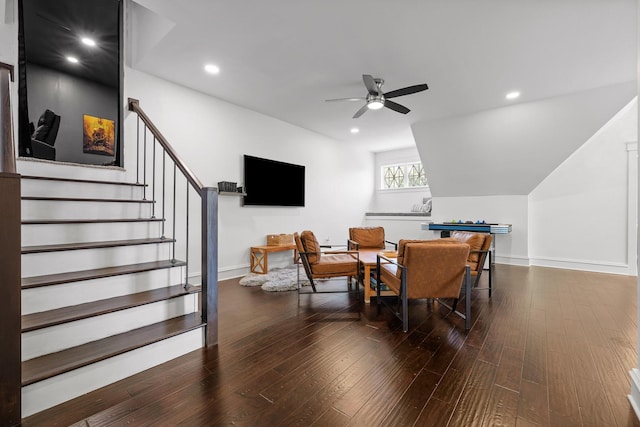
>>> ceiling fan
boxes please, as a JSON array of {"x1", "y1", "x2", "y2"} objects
[{"x1": 326, "y1": 74, "x2": 428, "y2": 118}]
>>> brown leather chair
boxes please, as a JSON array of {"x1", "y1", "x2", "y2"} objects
[
  {"x1": 348, "y1": 226, "x2": 397, "y2": 251},
  {"x1": 450, "y1": 231, "x2": 493, "y2": 295},
  {"x1": 294, "y1": 231, "x2": 360, "y2": 294},
  {"x1": 376, "y1": 239, "x2": 472, "y2": 331}
]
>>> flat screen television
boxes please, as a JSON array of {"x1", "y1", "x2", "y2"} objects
[{"x1": 243, "y1": 155, "x2": 305, "y2": 207}]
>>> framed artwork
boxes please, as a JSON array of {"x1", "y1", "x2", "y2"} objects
[{"x1": 83, "y1": 115, "x2": 115, "y2": 156}]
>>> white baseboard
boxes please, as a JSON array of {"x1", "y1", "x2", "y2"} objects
[
  {"x1": 629, "y1": 369, "x2": 640, "y2": 423},
  {"x1": 187, "y1": 263, "x2": 250, "y2": 283},
  {"x1": 494, "y1": 255, "x2": 530, "y2": 266},
  {"x1": 219, "y1": 264, "x2": 250, "y2": 280},
  {"x1": 530, "y1": 256, "x2": 632, "y2": 275}
]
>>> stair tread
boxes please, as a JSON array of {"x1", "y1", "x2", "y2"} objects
[
  {"x1": 22, "y1": 260, "x2": 186, "y2": 288},
  {"x1": 22, "y1": 313, "x2": 204, "y2": 386},
  {"x1": 22, "y1": 196, "x2": 154, "y2": 203},
  {"x1": 22, "y1": 237, "x2": 175, "y2": 254},
  {"x1": 22, "y1": 218, "x2": 165, "y2": 224},
  {"x1": 22, "y1": 284, "x2": 201, "y2": 332},
  {"x1": 21, "y1": 175, "x2": 146, "y2": 187}
]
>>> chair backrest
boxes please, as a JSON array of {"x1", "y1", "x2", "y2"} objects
[
  {"x1": 402, "y1": 242, "x2": 470, "y2": 299},
  {"x1": 299, "y1": 230, "x2": 321, "y2": 264},
  {"x1": 349, "y1": 227, "x2": 385, "y2": 249},
  {"x1": 32, "y1": 109, "x2": 61, "y2": 146},
  {"x1": 396, "y1": 238, "x2": 458, "y2": 269},
  {"x1": 450, "y1": 231, "x2": 492, "y2": 272},
  {"x1": 294, "y1": 232, "x2": 314, "y2": 282}
]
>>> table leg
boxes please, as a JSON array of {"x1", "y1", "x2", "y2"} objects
[
  {"x1": 364, "y1": 265, "x2": 372, "y2": 304},
  {"x1": 250, "y1": 249, "x2": 267, "y2": 274}
]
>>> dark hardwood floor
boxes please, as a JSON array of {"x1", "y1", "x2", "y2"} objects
[{"x1": 22, "y1": 265, "x2": 640, "y2": 426}]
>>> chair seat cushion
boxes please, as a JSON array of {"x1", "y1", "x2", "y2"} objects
[{"x1": 310, "y1": 254, "x2": 358, "y2": 276}]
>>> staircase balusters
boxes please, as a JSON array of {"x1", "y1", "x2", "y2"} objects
[
  {"x1": 172, "y1": 163, "x2": 177, "y2": 263},
  {"x1": 136, "y1": 116, "x2": 140, "y2": 184},
  {"x1": 142, "y1": 126, "x2": 147, "y2": 200},
  {"x1": 162, "y1": 150, "x2": 166, "y2": 238},
  {"x1": 128, "y1": 97, "x2": 217, "y2": 347},
  {"x1": 152, "y1": 135, "x2": 156, "y2": 218},
  {"x1": 185, "y1": 180, "x2": 190, "y2": 290}
]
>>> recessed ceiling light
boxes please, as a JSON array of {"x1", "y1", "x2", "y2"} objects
[
  {"x1": 81, "y1": 37, "x2": 96, "y2": 47},
  {"x1": 350, "y1": 127, "x2": 359, "y2": 134},
  {"x1": 66, "y1": 56, "x2": 79, "y2": 64},
  {"x1": 204, "y1": 64, "x2": 220, "y2": 74},
  {"x1": 505, "y1": 91, "x2": 520, "y2": 100}
]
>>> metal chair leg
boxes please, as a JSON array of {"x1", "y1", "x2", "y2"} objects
[{"x1": 465, "y1": 266, "x2": 471, "y2": 330}]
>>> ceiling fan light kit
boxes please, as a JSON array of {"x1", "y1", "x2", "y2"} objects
[
  {"x1": 367, "y1": 98, "x2": 384, "y2": 110},
  {"x1": 326, "y1": 74, "x2": 428, "y2": 119}
]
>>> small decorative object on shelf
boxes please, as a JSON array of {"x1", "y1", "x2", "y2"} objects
[{"x1": 217, "y1": 181, "x2": 237, "y2": 192}]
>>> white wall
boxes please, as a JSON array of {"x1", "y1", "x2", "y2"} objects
[
  {"x1": 426, "y1": 195, "x2": 529, "y2": 265},
  {"x1": 529, "y1": 99, "x2": 637, "y2": 275},
  {"x1": 124, "y1": 68, "x2": 375, "y2": 278},
  {"x1": 372, "y1": 146, "x2": 431, "y2": 213}
]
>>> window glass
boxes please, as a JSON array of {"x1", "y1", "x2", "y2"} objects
[{"x1": 381, "y1": 162, "x2": 428, "y2": 189}]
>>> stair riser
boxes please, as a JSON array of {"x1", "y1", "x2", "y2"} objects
[
  {"x1": 22, "y1": 267, "x2": 186, "y2": 314},
  {"x1": 22, "y1": 221, "x2": 164, "y2": 246},
  {"x1": 22, "y1": 294, "x2": 198, "y2": 360},
  {"x1": 22, "y1": 200, "x2": 154, "y2": 220},
  {"x1": 21, "y1": 327, "x2": 204, "y2": 418},
  {"x1": 22, "y1": 244, "x2": 174, "y2": 277},
  {"x1": 21, "y1": 180, "x2": 144, "y2": 199}
]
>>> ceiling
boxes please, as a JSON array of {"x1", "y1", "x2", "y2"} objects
[
  {"x1": 131, "y1": 0, "x2": 636, "y2": 153},
  {"x1": 22, "y1": 0, "x2": 119, "y2": 88}
]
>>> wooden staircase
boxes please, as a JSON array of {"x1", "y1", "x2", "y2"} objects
[
  {"x1": 18, "y1": 168, "x2": 206, "y2": 417},
  {"x1": 0, "y1": 79, "x2": 218, "y2": 422}
]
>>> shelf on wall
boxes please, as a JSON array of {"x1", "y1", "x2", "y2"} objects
[{"x1": 218, "y1": 191, "x2": 247, "y2": 197}]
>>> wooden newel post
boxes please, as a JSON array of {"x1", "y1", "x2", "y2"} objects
[
  {"x1": 0, "y1": 62, "x2": 16, "y2": 174},
  {"x1": 201, "y1": 187, "x2": 219, "y2": 346},
  {"x1": 0, "y1": 62, "x2": 21, "y2": 425}
]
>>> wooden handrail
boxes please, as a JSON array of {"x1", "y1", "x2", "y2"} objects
[
  {"x1": 0, "y1": 62, "x2": 16, "y2": 174},
  {"x1": 128, "y1": 98, "x2": 204, "y2": 192}
]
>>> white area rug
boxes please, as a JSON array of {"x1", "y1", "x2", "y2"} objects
[{"x1": 239, "y1": 265, "x2": 310, "y2": 292}]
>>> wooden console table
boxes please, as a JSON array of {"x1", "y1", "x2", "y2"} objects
[{"x1": 250, "y1": 244, "x2": 298, "y2": 274}]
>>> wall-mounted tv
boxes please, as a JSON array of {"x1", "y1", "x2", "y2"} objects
[{"x1": 243, "y1": 155, "x2": 305, "y2": 207}]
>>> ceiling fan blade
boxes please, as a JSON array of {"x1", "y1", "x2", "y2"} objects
[
  {"x1": 384, "y1": 100, "x2": 410, "y2": 114},
  {"x1": 325, "y1": 97, "x2": 366, "y2": 102},
  {"x1": 353, "y1": 104, "x2": 369, "y2": 118},
  {"x1": 362, "y1": 74, "x2": 379, "y2": 95},
  {"x1": 384, "y1": 84, "x2": 429, "y2": 99}
]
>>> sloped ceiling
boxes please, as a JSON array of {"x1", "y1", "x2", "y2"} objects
[{"x1": 412, "y1": 82, "x2": 636, "y2": 196}]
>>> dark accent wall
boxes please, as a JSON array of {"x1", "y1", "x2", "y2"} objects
[{"x1": 27, "y1": 63, "x2": 118, "y2": 165}]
